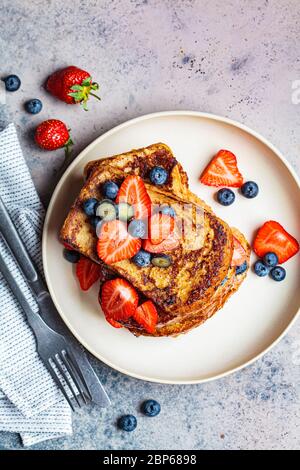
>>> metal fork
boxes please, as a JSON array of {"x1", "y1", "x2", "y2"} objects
[{"x1": 0, "y1": 252, "x2": 92, "y2": 411}]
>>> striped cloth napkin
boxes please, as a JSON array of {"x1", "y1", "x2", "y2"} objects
[{"x1": 0, "y1": 123, "x2": 72, "y2": 446}]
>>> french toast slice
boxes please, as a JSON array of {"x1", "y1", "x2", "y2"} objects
[{"x1": 60, "y1": 143, "x2": 249, "y2": 336}]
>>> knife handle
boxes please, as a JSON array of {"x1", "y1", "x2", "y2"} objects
[{"x1": 0, "y1": 195, "x2": 46, "y2": 296}]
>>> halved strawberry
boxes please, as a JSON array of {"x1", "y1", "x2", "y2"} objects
[
  {"x1": 76, "y1": 257, "x2": 102, "y2": 291},
  {"x1": 253, "y1": 220, "x2": 299, "y2": 263},
  {"x1": 116, "y1": 175, "x2": 151, "y2": 220},
  {"x1": 105, "y1": 316, "x2": 123, "y2": 329},
  {"x1": 200, "y1": 149, "x2": 243, "y2": 187},
  {"x1": 63, "y1": 242, "x2": 74, "y2": 250},
  {"x1": 143, "y1": 232, "x2": 180, "y2": 253},
  {"x1": 149, "y1": 213, "x2": 175, "y2": 245},
  {"x1": 100, "y1": 278, "x2": 138, "y2": 321},
  {"x1": 97, "y1": 220, "x2": 141, "y2": 264},
  {"x1": 231, "y1": 237, "x2": 247, "y2": 266},
  {"x1": 133, "y1": 300, "x2": 158, "y2": 334}
]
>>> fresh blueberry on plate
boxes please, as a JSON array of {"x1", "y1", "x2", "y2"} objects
[
  {"x1": 241, "y1": 181, "x2": 259, "y2": 199},
  {"x1": 25, "y1": 98, "x2": 43, "y2": 114},
  {"x1": 90, "y1": 215, "x2": 101, "y2": 228},
  {"x1": 132, "y1": 249, "x2": 151, "y2": 267},
  {"x1": 102, "y1": 181, "x2": 119, "y2": 200},
  {"x1": 151, "y1": 254, "x2": 172, "y2": 268},
  {"x1": 63, "y1": 248, "x2": 80, "y2": 263},
  {"x1": 159, "y1": 205, "x2": 176, "y2": 218},
  {"x1": 141, "y1": 399, "x2": 161, "y2": 417},
  {"x1": 128, "y1": 219, "x2": 147, "y2": 238},
  {"x1": 117, "y1": 415, "x2": 137, "y2": 432},
  {"x1": 3, "y1": 74, "x2": 21, "y2": 91},
  {"x1": 83, "y1": 198, "x2": 98, "y2": 217},
  {"x1": 270, "y1": 266, "x2": 286, "y2": 282},
  {"x1": 117, "y1": 202, "x2": 135, "y2": 221},
  {"x1": 96, "y1": 199, "x2": 117, "y2": 221},
  {"x1": 217, "y1": 188, "x2": 235, "y2": 206},
  {"x1": 149, "y1": 166, "x2": 168, "y2": 185},
  {"x1": 262, "y1": 252, "x2": 278, "y2": 268},
  {"x1": 235, "y1": 261, "x2": 248, "y2": 275},
  {"x1": 254, "y1": 260, "x2": 269, "y2": 277}
]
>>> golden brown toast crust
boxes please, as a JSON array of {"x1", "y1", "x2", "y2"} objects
[{"x1": 60, "y1": 143, "x2": 249, "y2": 336}]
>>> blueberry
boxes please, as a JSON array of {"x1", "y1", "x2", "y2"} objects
[
  {"x1": 254, "y1": 260, "x2": 269, "y2": 277},
  {"x1": 141, "y1": 399, "x2": 161, "y2": 417},
  {"x1": 117, "y1": 415, "x2": 137, "y2": 432},
  {"x1": 96, "y1": 200, "x2": 117, "y2": 221},
  {"x1": 117, "y1": 202, "x2": 135, "y2": 221},
  {"x1": 132, "y1": 249, "x2": 151, "y2": 267},
  {"x1": 262, "y1": 252, "x2": 278, "y2": 268},
  {"x1": 151, "y1": 254, "x2": 172, "y2": 268},
  {"x1": 83, "y1": 198, "x2": 98, "y2": 216},
  {"x1": 102, "y1": 181, "x2": 119, "y2": 200},
  {"x1": 3, "y1": 74, "x2": 21, "y2": 91},
  {"x1": 217, "y1": 188, "x2": 235, "y2": 206},
  {"x1": 25, "y1": 98, "x2": 43, "y2": 114},
  {"x1": 241, "y1": 181, "x2": 259, "y2": 199},
  {"x1": 90, "y1": 215, "x2": 101, "y2": 229},
  {"x1": 128, "y1": 219, "x2": 147, "y2": 238},
  {"x1": 235, "y1": 261, "x2": 248, "y2": 275},
  {"x1": 149, "y1": 166, "x2": 168, "y2": 185},
  {"x1": 159, "y1": 205, "x2": 176, "y2": 218},
  {"x1": 270, "y1": 266, "x2": 286, "y2": 282},
  {"x1": 63, "y1": 248, "x2": 80, "y2": 263}
]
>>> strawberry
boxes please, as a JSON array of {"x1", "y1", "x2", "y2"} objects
[
  {"x1": 97, "y1": 220, "x2": 141, "y2": 265},
  {"x1": 116, "y1": 175, "x2": 151, "y2": 220},
  {"x1": 76, "y1": 257, "x2": 102, "y2": 291},
  {"x1": 35, "y1": 119, "x2": 72, "y2": 153},
  {"x1": 62, "y1": 242, "x2": 74, "y2": 250},
  {"x1": 46, "y1": 66, "x2": 100, "y2": 111},
  {"x1": 200, "y1": 149, "x2": 243, "y2": 187},
  {"x1": 143, "y1": 232, "x2": 180, "y2": 253},
  {"x1": 231, "y1": 236, "x2": 247, "y2": 266},
  {"x1": 100, "y1": 278, "x2": 138, "y2": 321},
  {"x1": 149, "y1": 213, "x2": 175, "y2": 245},
  {"x1": 253, "y1": 220, "x2": 299, "y2": 263},
  {"x1": 105, "y1": 316, "x2": 123, "y2": 329},
  {"x1": 133, "y1": 301, "x2": 158, "y2": 334}
]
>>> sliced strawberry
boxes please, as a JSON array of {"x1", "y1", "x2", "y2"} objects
[
  {"x1": 133, "y1": 301, "x2": 158, "y2": 334},
  {"x1": 97, "y1": 220, "x2": 141, "y2": 265},
  {"x1": 149, "y1": 213, "x2": 175, "y2": 245},
  {"x1": 100, "y1": 278, "x2": 138, "y2": 321},
  {"x1": 200, "y1": 149, "x2": 243, "y2": 187},
  {"x1": 143, "y1": 232, "x2": 180, "y2": 253},
  {"x1": 76, "y1": 257, "x2": 102, "y2": 291},
  {"x1": 62, "y1": 242, "x2": 74, "y2": 250},
  {"x1": 253, "y1": 220, "x2": 299, "y2": 263},
  {"x1": 231, "y1": 237, "x2": 247, "y2": 266},
  {"x1": 116, "y1": 175, "x2": 151, "y2": 220},
  {"x1": 105, "y1": 317, "x2": 123, "y2": 329}
]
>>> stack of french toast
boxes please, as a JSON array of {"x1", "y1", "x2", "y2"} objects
[{"x1": 60, "y1": 143, "x2": 250, "y2": 337}]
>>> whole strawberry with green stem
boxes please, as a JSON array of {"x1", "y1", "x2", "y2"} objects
[
  {"x1": 35, "y1": 119, "x2": 73, "y2": 165},
  {"x1": 46, "y1": 66, "x2": 100, "y2": 111}
]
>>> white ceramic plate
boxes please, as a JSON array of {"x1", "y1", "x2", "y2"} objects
[{"x1": 43, "y1": 111, "x2": 300, "y2": 384}]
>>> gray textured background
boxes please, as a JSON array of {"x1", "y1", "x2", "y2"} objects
[{"x1": 0, "y1": 0, "x2": 300, "y2": 450}]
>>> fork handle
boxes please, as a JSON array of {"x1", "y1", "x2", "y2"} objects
[
  {"x1": 0, "y1": 195, "x2": 46, "y2": 297},
  {"x1": 0, "y1": 248, "x2": 45, "y2": 331}
]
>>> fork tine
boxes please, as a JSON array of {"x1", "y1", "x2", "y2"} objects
[
  {"x1": 46, "y1": 359, "x2": 75, "y2": 411},
  {"x1": 52, "y1": 354, "x2": 81, "y2": 407},
  {"x1": 60, "y1": 352, "x2": 88, "y2": 405},
  {"x1": 63, "y1": 350, "x2": 92, "y2": 401}
]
